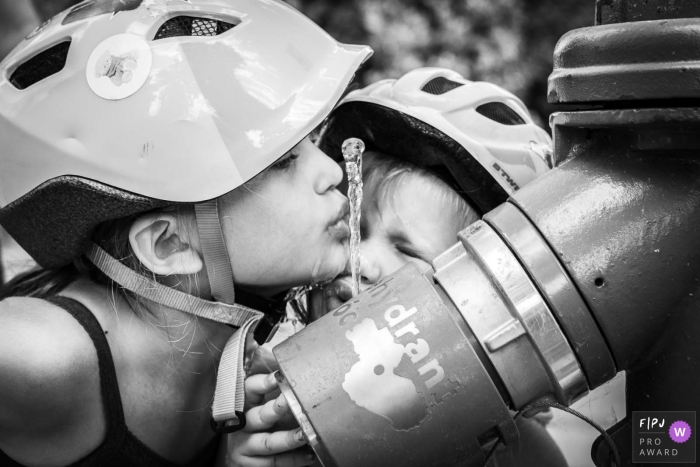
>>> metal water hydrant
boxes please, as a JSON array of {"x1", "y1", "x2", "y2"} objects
[{"x1": 274, "y1": 1, "x2": 700, "y2": 466}]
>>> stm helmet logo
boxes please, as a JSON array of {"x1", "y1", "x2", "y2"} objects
[{"x1": 492, "y1": 162, "x2": 520, "y2": 191}]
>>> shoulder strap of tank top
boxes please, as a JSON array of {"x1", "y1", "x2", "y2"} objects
[
  {"x1": 45, "y1": 295, "x2": 128, "y2": 464},
  {"x1": 85, "y1": 242, "x2": 263, "y2": 430}
]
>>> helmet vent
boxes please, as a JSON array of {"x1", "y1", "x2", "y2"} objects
[
  {"x1": 154, "y1": 16, "x2": 236, "y2": 40},
  {"x1": 421, "y1": 77, "x2": 464, "y2": 95},
  {"x1": 9, "y1": 41, "x2": 71, "y2": 90},
  {"x1": 476, "y1": 102, "x2": 526, "y2": 125}
]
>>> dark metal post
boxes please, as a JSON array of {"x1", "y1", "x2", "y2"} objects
[{"x1": 543, "y1": 2, "x2": 700, "y2": 463}]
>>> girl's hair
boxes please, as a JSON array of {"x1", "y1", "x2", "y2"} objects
[
  {"x1": 0, "y1": 166, "x2": 268, "y2": 301},
  {"x1": 0, "y1": 207, "x2": 186, "y2": 300},
  {"x1": 363, "y1": 150, "x2": 481, "y2": 231}
]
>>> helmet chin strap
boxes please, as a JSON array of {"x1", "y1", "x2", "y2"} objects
[
  {"x1": 85, "y1": 198, "x2": 262, "y2": 433},
  {"x1": 194, "y1": 200, "x2": 237, "y2": 304},
  {"x1": 194, "y1": 199, "x2": 262, "y2": 432}
]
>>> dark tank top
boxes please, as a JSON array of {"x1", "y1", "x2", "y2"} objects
[{"x1": 0, "y1": 296, "x2": 218, "y2": 467}]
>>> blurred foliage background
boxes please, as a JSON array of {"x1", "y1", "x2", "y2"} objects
[
  {"x1": 3, "y1": 0, "x2": 595, "y2": 130},
  {"x1": 286, "y1": 0, "x2": 595, "y2": 129}
]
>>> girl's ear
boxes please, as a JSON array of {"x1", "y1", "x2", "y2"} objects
[{"x1": 129, "y1": 212, "x2": 203, "y2": 276}]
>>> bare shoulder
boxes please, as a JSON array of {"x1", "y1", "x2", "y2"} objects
[{"x1": 0, "y1": 296, "x2": 101, "y2": 436}]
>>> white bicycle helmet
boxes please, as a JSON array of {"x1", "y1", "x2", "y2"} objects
[
  {"x1": 319, "y1": 67, "x2": 552, "y2": 214},
  {"x1": 0, "y1": 0, "x2": 372, "y2": 431},
  {"x1": 0, "y1": 0, "x2": 371, "y2": 268}
]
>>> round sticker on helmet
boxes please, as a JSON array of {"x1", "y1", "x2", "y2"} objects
[{"x1": 86, "y1": 34, "x2": 152, "y2": 100}]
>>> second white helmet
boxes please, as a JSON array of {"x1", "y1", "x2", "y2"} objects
[{"x1": 319, "y1": 67, "x2": 552, "y2": 214}]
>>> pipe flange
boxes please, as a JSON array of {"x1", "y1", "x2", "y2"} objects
[
  {"x1": 484, "y1": 202, "x2": 616, "y2": 389},
  {"x1": 459, "y1": 221, "x2": 588, "y2": 405}
]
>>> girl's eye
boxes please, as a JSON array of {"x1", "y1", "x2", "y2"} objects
[
  {"x1": 271, "y1": 153, "x2": 299, "y2": 170},
  {"x1": 395, "y1": 244, "x2": 422, "y2": 261}
]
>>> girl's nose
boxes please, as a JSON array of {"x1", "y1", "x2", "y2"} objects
[{"x1": 312, "y1": 144, "x2": 344, "y2": 194}]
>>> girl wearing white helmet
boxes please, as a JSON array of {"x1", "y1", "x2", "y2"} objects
[
  {"x1": 0, "y1": 0, "x2": 370, "y2": 466},
  {"x1": 301, "y1": 68, "x2": 562, "y2": 466}
]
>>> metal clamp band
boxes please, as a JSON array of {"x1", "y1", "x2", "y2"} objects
[
  {"x1": 461, "y1": 221, "x2": 587, "y2": 405},
  {"x1": 484, "y1": 202, "x2": 616, "y2": 389}
]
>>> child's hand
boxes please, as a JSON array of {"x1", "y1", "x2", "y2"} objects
[{"x1": 221, "y1": 373, "x2": 316, "y2": 467}]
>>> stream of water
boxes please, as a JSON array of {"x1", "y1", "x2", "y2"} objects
[{"x1": 342, "y1": 138, "x2": 365, "y2": 297}]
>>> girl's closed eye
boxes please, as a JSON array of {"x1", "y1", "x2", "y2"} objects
[
  {"x1": 270, "y1": 152, "x2": 299, "y2": 170},
  {"x1": 395, "y1": 243, "x2": 426, "y2": 262}
]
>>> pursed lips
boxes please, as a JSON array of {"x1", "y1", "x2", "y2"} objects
[{"x1": 328, "y1": 200, "x2": 350, "y2": 230}]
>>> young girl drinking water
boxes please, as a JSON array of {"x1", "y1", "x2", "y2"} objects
[
  {"x1": 313, "y1": 67, "x2": 553, "y2": 313},
  {"x1": 0, "y1": 1, "x2": 371, "y2": 466}
]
